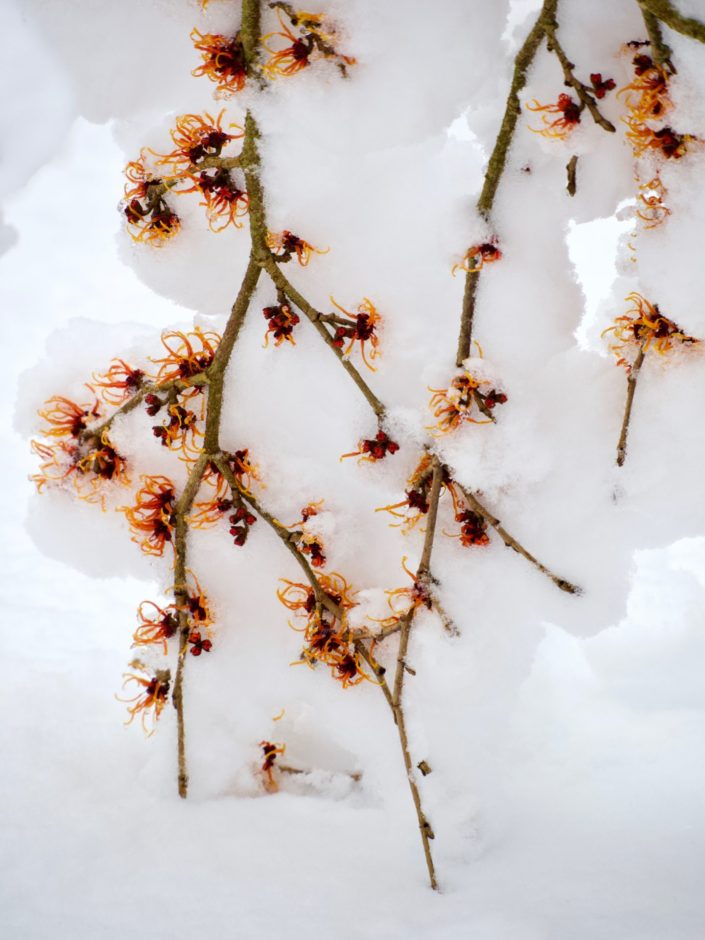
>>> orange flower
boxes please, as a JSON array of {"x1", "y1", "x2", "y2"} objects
[
  {"x1": 152, "y1": 402, "x2": 204, "y2": 460},
  {"x1": 368, "y1": 557, "x2": 432, "y2": 630},
  {"x1": 262, "y1": 7, "x2": 355, "y2": 79},
  {"x1": 428, "y1": 372, "x2": 507, "y2": 434},
  {"x1": 636, "y1": 175, "x2": 670, "y2": 229},
  {"x1": 452, "y1": 242, "x2": 502, "y2": 276},
  {"x1": 626, "y1": 124, "x2": 693, "y2": 160},
  {"x1": 259, "y1": 740, "x2": 286, "y2": 792},
  {"x1": 278, "y1": 571, "x2": 355, "y2": 620},
  {"x1": 619, "y1": 54, "x2": 671, "y2": 126},
  {"x1": 177, "y1": 574, "x2": 214, "y2": 635},
  {"x1": 444, "y1": 483, "x2": 490, "y2": 548},
  {"x1": 185, "y1": 168, "x2": 250, "y2": 232},
  {"x1": 90, "y1": 359, "x2": 146, "y2": 405},
  {"x1": 341, "y1": 430, "x2": 399, "y2": 463},
  {"x1": 150, "y1": 328, "x2": 220, "y2": 384},
  {"x1": 31, "y1": 432, "x2": 129, "y2": 504},
  {"x1": 38, "y1": 396, "x2": 101, "y2": 439},
  {"x1": 376, "y1": 454, "x2": 442, "y2": 533},
  {"x1": 191, "y1": 29, "x2": 247, "y2": 96},
  {"x1": 122, "y1": 157, "x2": 180, "y2": 246},
  {"x1": 279, "y1": 572, "x2": 371, "y2": 687},
  {"x1": 132, "y1": 601, "x2": 179, "y2": 654},
  {"x1": 527, "y1": 93, "x2": 581, "y2": 139},
  {"x1": 266, "y1": 230, "x2": 328, "y2": 266},
  {"x1": 118, "y1": 664, "x2": 171, "y2": 736},
  {"x1": 121, "y1": 475, "x2": 176, "y2": 556},
  {"x1": 329, "y1": 297, "x2": 381, "y2": 371},
  {"x1": 262, "y1": 302, "x2": 300, "y2": 347},
  {"x1": 155, "y1": 111, "x2": 244, "y2": 180},
  {"x1": 602, "y1": 292, "x2": 698, "y2": 370}
]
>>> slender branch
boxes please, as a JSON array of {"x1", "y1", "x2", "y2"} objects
[
  {"x1": 616, "y1": 346, "x2": 646, "y2": 467},
  {"x1": 214, "y1": 455, "x2": 342, "y2": 621},
  {"x1": 641, "y1": 7, "x2": 676, "y2": 72},
  {"x1": 456, "y1": 0, "x2": 558, "y2": 364},
  {"x1": 638, "y1": 0, "x2": 705, "y2": 44},
  {"x1": 203, "y1": 255, "x2": 262, "y2": 453},
  {"x1": 566, "y1": 154, "x2": 578, "y2": 196},
  {"x1": 172, "y1": 452, "x2": 209, "y2": 798},
  {"x1": 261, "y1": 255, "x2": 386, "y2": 419},
  {"x1": 81, "y1": 375, "x2": 208, "y2": 443},
  {"x1": 456, "y1": 483, "x2": 581, "y2": 594},
  {"x1": 470, "y1": 386, "x2": 497, "y2": 423},
  {"x1": 543, "y1": 22, "x2": 616, "y2": 133}
]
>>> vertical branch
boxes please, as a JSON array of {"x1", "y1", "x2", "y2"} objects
[
  {"x1": 171, "y1": 452, "x2": 209, "y2": 798},
  {"x1": 456, "y1": 0, "x2": 557, "y2": 363},
  {"x1": 617, "y1": 346, "x2": 646, "y2": 467}
]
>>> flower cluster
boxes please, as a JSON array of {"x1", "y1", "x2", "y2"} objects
[
  {"x1": 31, "y1": 433, "x2": 129, "y2": 504},
  {"x1": 621, "y1": 52, "x2": 693, "y2": 160},
  {"x1": 278, "y1": 573, "x2": 371, "y2": 688},
  {"x1": 284, "y1": 502, "x2": 326, "y2": 568},
  {"x1": 330, "y1": 297, "x2": 381, "y2": 371},
  {"x1": 123, "y1": 157, "x2": 180, "y2": 246},
  {"x1": 341, "y1": 430, "x2": 399, "y2": 464},
  {"x1": 262, "y1": 301, "x2": 300, "y2": 347},
  {"x1": 155, "y1": 111, "x2": 243, "y2": 179},
  {"x1": 377, "y1": 454, "x2": 438, "y2": 532},
  {"x1": 636, "y1": 174, "x2": 670, "y2": 229},
  {"x1": 90, "y1": 359, "x2": 145, "y2": 405},
  {"x1": 118, "y1": 664, "x2": 171, "y2": 736},
  {"x1": 262, "y1": 5, "x2": 356, "y2": 79},
  {"x1": 32, "y1": 396, "x2": 129, "y2": 503},
  {"x1": 446, "y1": 484, "x2": 490, "y2": 548},
  {"x1": 428, "y1": 371, "x2": 507, "y2": 434},
  {"x1": 125, "y1": 113, "x2": 248, "y2": 238},
  {"x1": 370, "y1": 558, "x2": 433, "y2": 630},
  {"x1": 191, "y1": 28, "x2": 247, "y2": 96},
  {"x1": 151, "y1": 328, "x2": 220, "y2": 384},
  {"x1": 190, "y1": 453, "x2": 260, "y2": 534},
  {"x1": 266, "y1": 230, "x2": 328, "y2": 266},
  {"x1": 121, "y1": 475, "x2": 177, "y2": 556},
  {"x1": 602, "y1": 292, "x2": 698, "y2": 371},
  {"x1": 527, "y1": 93, "x2": 582, "y2": 139},
  {"x1": 452, "y1": 241, "x2": 502, "y2": 276}
]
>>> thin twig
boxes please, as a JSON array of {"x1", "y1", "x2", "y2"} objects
[
  {"x1": 616, "y1": 345, "x2": 646, "y2": 467},
  {"x1": 456, "y1": 0, "x2": 558, "y2": 363},
  {"x1": 261, "y1": 256, "x2": 386, "y2": 420},
  {"x1": 543, "y1": 22, "x2": 617, "y2": 133},
  {"x1": 456, "y1": 483, "x2": 581, "y2": 594},
  {"x1": 81, "y1": 375, "x2": 209, "y2": 443},
  {"x1": 172, "y1": 452, "x2": 209, "y2": 798},
  {"x1": 641, "y1": 7, "x2": 676, "y2": 72},
  {"x1": 638, "y1": 0, "x2": 705, "y2": 45},
  {"x1": 566, "y1": 154, "x2": 578, "y2": 196}
]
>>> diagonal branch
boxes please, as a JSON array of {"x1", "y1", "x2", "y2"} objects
[
  {"x1": 638, "y1": 0, "x2": 705, "y2": 44},
  {"x1": 261, "y1": 255, "x2": 386, "y2": 419},
  {"x1": 641, "y1": 7, "x2": 676, "y2": 72},
  {"x1": 457, "y1": 484, "x2": 581, "y2": 594},
  {"x1": 543, "y1": 22, "x2": 616, "y2": 133}
]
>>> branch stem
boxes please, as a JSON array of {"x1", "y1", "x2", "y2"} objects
[{"x1": 616, "y1": 346, "x2": 646, "y2": 467}]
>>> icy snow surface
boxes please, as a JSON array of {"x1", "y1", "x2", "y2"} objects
[{"x1": 3, "y1": 0, "x2": 705, "y2": 936}]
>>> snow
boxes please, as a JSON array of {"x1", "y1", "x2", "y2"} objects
[{"x1": 3, "y1": 1, "x2": 705, "y2": 936}]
